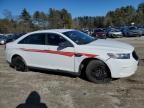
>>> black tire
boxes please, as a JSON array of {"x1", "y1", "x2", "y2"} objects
[
  {"x1": 85, "y1": 60, "x2": 111, "y2": 83},
  {"x1": 12, "y1": 56, "x2": 28, "y2": 72}
]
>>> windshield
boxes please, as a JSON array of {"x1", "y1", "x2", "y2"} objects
[{"x1": 63, "y1": 30, "x2": 95, "y2": 45}]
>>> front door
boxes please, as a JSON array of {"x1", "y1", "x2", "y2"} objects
[{"x1": 44, "y1": 33, "x2": 75, "y2": 72}]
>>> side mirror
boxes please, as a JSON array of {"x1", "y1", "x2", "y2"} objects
[{"x1": 58, "y1": 42, "x2": 73, "y2": 50}]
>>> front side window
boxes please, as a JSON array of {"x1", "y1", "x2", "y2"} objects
[
  {"x1": 18, "y1": 33, "x2": 45, "y2": 45},
  {"x1": 63, "y1": 30, "x2": 95, "y2": 45},
  {"x1": 46, "y1": 33, "x2": 72, "y2": 46}
]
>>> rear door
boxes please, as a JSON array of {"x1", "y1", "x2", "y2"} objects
[{"x1": 18, "y1": 33, "x2": 49, "y2": 68}]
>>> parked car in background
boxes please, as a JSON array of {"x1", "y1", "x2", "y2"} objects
[
  {"x1": 138, "y1": 27, "x2": 144, "y2": 35},
  {"x1": 5, "y1": 29, "x2": 138, "y2": 83},
  {"x1": 80, "y1": 28, "x2": 93, "y2": 36},
  {"x1": 4, "y1": 33, "x2": 14, "y2": 37},
  {"x1": 6, "y1": 33, "x2": 26, "y2": 43},
  {"x1": 106, "y1": 28, "x2": 123, "y2": 38},
  {"x1": 0, "y1": 35, "x2": 7, "y2": 45},
  {"x1": 92, "y1": 28, "x2": 107, "y2": 39},
  {"x1": 122, "y1": 26, "x2": 143, "y2": 37}
]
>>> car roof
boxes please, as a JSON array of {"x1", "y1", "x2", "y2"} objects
[{"x1": 30, "y1": 29, "x2": 74, "y2": 34}]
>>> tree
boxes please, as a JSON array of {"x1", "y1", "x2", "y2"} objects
[
  {"x1": 1, "y1": 3, "x2": 144, "y2": 33},
  {"x1": 136, "y1": 3, "x2": 144, "y2": 24},
  {"x1": 72, "y1": 18, "x2": 80, "y2": 29},
  {"x1": 61, "y1": 9, "x2": 72, "y2": 28},
  {"x1": 48, "y1": 8, "x2": 61, "y2": 28},
  {"x1": 0, "y1": 19, "x2": 16, "y2": 33},
  {"x1": 48, "y1": 8, "x2": 72, "y2": 29},
  {"x1": 19, "y1": 8, "x2": 33, "y2": 32},
  {"x1": 104, "y1": 6, "x2": 136, "y2": 27},
  {"x1": 33, "y1": 11, "x2": 48, "y2": 29},
  {"x1": 93, "y1": 16, "x2": 105, "y2": 28},
  {"x1": 20, "y1": 8, "x2": 31, "y2": 22}
]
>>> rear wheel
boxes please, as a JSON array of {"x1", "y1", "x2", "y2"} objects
[
  {"x1": 85, "y1": 60, "x2": 111, "y2": 83},
  {"x1": 12, "y1": 56, "x2": 28, "y2": 72}
]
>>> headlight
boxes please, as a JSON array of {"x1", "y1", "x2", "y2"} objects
[{"x1": 107, "y1": 53, "x2": 130, "y2": 59}]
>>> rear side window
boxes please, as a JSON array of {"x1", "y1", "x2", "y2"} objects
[{"x1": 18, "y1": 33, "x2": 45, "y2": 45}]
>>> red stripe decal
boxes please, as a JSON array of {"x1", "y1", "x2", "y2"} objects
[{"x1": 20, "y1": 48, "x2": 96, "y2": 57}]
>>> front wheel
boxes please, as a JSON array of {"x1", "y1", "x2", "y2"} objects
[
  {"x1": 12, "y1": 56, "x2": 28, "y2": 72},
  {"x1": 85, "y1": 60, "x2": 111, "y2": 83}
]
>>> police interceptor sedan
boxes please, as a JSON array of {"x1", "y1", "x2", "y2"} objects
[{"x1": 5, "y1": 29, "x2": 139, "y2": 83}]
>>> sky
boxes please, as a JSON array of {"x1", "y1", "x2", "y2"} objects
[{"x1": 0, "y1": 0, "x2": 144, "y2": 18}]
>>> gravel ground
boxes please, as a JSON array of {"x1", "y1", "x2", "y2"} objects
[
  {"x1": 0, "y1": 37, "x2": 144, "y2": 108},
  {"x1": 140, "y1": 36, "x2": 144, "y2": 40}
]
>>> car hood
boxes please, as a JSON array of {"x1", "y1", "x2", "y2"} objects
[{"x1": 87, "y1": 39, "x2": 134, "y2": 51}]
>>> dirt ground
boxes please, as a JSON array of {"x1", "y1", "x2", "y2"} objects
[{"x1": 0, "y1": 37, "x2": 144, "y2": 108}]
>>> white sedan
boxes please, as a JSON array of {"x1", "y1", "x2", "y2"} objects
[{"x1": 5, "y1": 29, "x2": 139, "y2": 83}]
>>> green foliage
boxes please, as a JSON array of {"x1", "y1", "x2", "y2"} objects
[
  {"x1": 48, "y1": 8, "x2": 72, "y2": 29},
  {"x1": 0, "y1": 19, "x2": 16, "y2": 33},
  {"x1": 33, "y1": 11, "x2": 48, "y2": 29},
  {"x1": 18, "y1": 8, "x2": 33, "y2": 32},
  {"x1": 75, "y1": 3, "x2": 143, "y2": 28},
  {"x1": 136, "y1": 3, "x2": 144, "y2": 24},
  {"x1": 104, "y1": 6, "x2": 136, "y2": 26},
  {"x1": 0, "y1": 2, "x2": 144, "y2": 33},
  {"x1": 20, "y1": 8, "x2": 31, "y2": 22}
]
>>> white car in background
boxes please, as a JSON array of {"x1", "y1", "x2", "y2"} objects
[
  {"x1": 107, "y1": 28, "x2": 123, "y2": 38},
  {"x1": 0, "y1": 35, "x2": 7, "y2": 45},
  {"x1": 5, "y1": 29, "x2": 139, "y2": 83}
]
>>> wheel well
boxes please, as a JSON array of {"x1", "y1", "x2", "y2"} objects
[
  {"x1": 11, "y1": 54, "x2": 27, "y2": 65},
  {"x1": 79, "y1": 58, "x2": 111, "y2": 78},
  {"x1": 11, "y1": 54, "x2": 26, "y2": 64},
  {"x1": 11, "y1": 54, "x2": 21, "y2": 61}
]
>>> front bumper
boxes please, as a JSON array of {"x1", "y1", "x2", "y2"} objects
[{"x1": 106, "y1": 58, "x2": 138, "y2": 78}]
